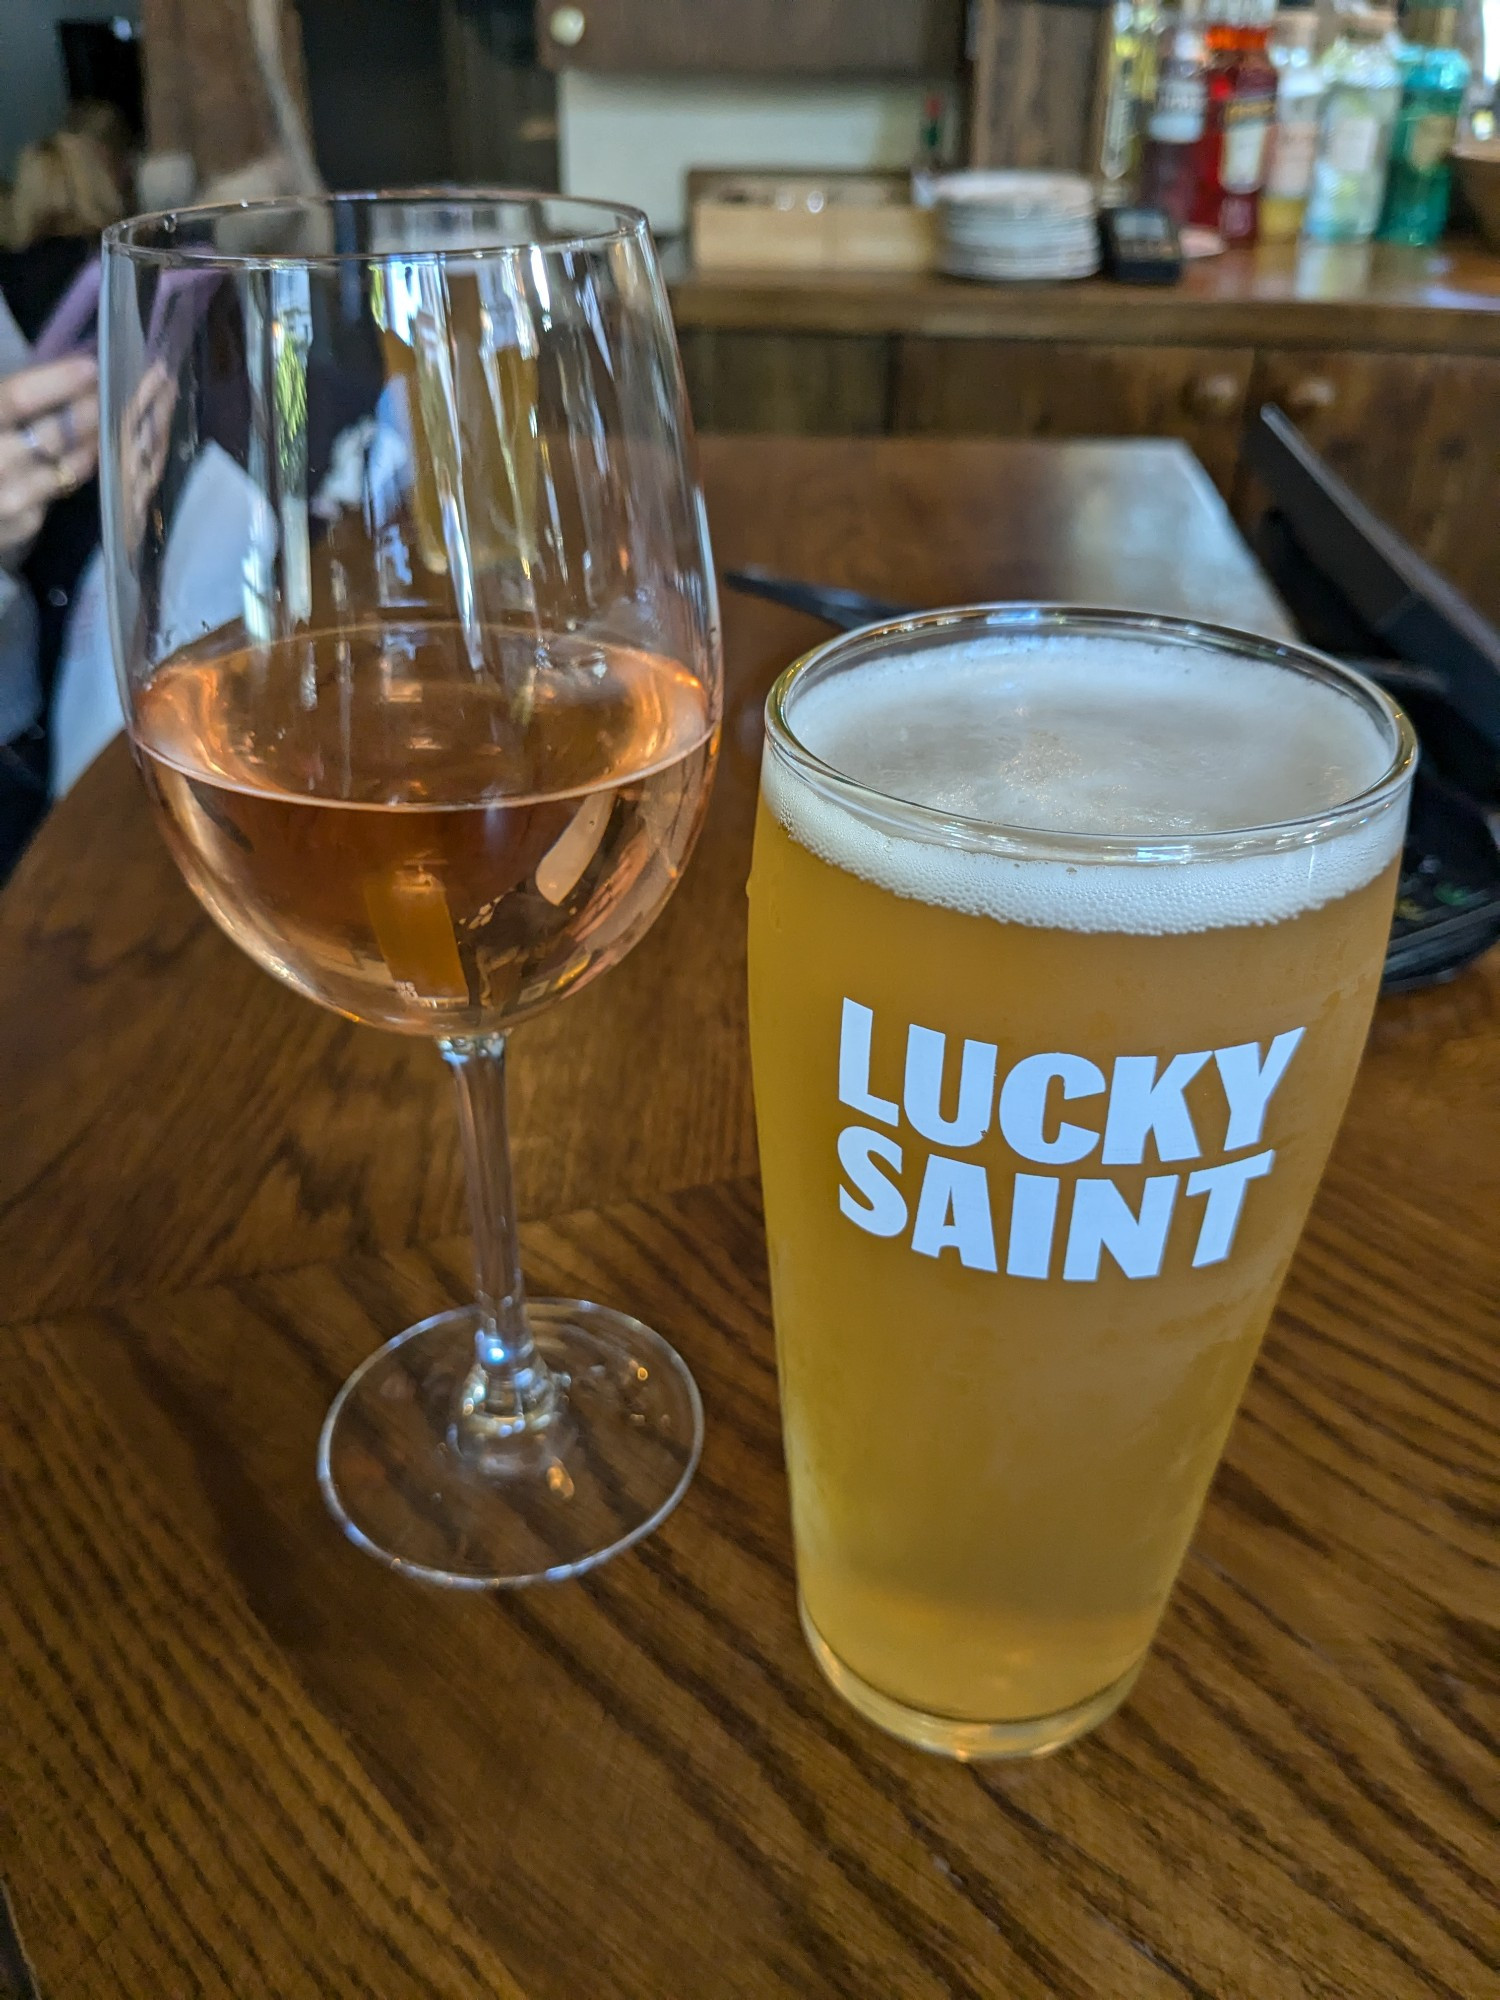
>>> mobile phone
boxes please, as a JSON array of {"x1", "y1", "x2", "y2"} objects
[
  {"x1": 30, "y1": 258, "x2": 102, "y2": 364},
  {"x1": 1099, "y1": 207, "x2": 1183, "y2": 286}
]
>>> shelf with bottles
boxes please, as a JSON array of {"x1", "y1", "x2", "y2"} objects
[{"x1": 1095, "y1": 0, "x2": 1477, "y2": 252}]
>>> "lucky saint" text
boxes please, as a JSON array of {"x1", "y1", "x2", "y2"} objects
[{"x1": 835, "y1": 997, "x2": 1305, "y2": 1282}]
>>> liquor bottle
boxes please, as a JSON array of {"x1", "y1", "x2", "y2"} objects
[
  {"x1": 1192, "y1": 0, "x2": 1279, "y2": 242},
  {"x1": 1130, "y1": 0, "x2": 1165, "y2": 160},
  {"x1": 1141, "y1": 0, "x2": 1210, "y2": 224},
  {"x1": 1188, "y1": 0, "x2": 1240, "y2": 234},
  {"x1": 1097, "y1": 0, "x2": 1148, "y2": 205},
  {"x1": 1302, "y1": 5, "x2": 1402, "y2": 243},
  {"x1": 1261, "y1": 0, "x2": 1326, "y2": 242},
  {"x1": 1377, "y1": 0, "x2": 1470, "y2": 244}
]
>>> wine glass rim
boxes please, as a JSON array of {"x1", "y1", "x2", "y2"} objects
[{"x1": 103, "y1": 187, "x2": 651, "y2": 266}]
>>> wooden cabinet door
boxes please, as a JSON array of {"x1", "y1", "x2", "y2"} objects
[
  {"x1": 1238, "y1": 348, "x2": 1500, "y2": 626},
  {"x1": 678, "y1": 330, "x2": 892, "y2": 435},
  {"x1": 891, "y1": 339, "x2": 1255, "y2": 493},
  {"x1": 536, "y1": 0, "x2": 963, "y2": 75}
]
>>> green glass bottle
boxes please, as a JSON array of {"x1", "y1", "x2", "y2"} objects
[{"x1": 1377, "y1": 1, "x2": 1470, "y2": 246}]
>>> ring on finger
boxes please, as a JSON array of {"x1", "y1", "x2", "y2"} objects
[
  {"x1": 19, "y1": 422, "x2": 52, "y2": 465},
  {"x1": 54, "y1": 461, "x2": 76, "y2": 497}
]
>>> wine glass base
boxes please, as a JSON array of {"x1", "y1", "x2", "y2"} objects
[{"x1": 317, "y1": 1300, "x2": 704, "y2": 1589}]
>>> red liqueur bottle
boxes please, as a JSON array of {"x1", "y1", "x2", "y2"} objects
[{"x1": 1192, "y1": 0, "x2": 1278, "y2": 241}]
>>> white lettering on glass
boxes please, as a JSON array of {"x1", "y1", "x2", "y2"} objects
[
  {"x1": 903, "y1": 1024, "x2": 997, "y2": 1149},
  {"x1": 1006, "y1": 1172, "x2": 1060, "y2": 1280},
  {"x1": 1063, "y1": 1175, "x2": 1180, "y2": 1281},
  {"x1": 998, "y1": 1053, "x2": 1105, "y2": 1165},
  {"x1": 829, "y1": 999, "x2": 1310, "y2": 1288},
  {"x1": 911, "y1": 1155, "x2": 999, "y2": 1271},
  {"x1": 837, "y1": 1126, "x2": 906, "y2": 1237},
  {"x1": 1186, "y1": 1149, "x2": 1274, "y2": 1265},
  {"x1": 838, "y1": 998, "x2": 899, "y2": 1127},
  {"x1": 1214, "y1": 1031, "x2": 1304, "y2": 1150},
  {"x1": 1101, "y1": 1052, "x2": 1211, "y2": 1166}
]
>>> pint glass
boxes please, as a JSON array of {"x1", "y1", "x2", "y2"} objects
[{"x1": 747, "y1": 607, "x2": 1415, "y2": 1758}]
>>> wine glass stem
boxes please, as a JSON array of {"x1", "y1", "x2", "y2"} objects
[{"x1": 439, "y1": 1032, "x2": 559, "y2": 1440}]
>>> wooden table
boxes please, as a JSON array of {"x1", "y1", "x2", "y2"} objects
[
  {"x1": 1, "y1": 439, "x2": 1494, "y2": 1999},
  {"x1": 664, "y1": 245, "x2": 1500, "y2": 632}
]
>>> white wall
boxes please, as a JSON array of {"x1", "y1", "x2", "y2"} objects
[
  {"x1": 558, "y1": 71, "x2": 930, "y2": 234},
  {"x1": 0, "y1": 2, "x2": 139, "y2": 177}
]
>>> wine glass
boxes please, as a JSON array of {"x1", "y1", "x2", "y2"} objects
[{"x1": 100, "y1": 193, "x2": 720, "y2": 1587}]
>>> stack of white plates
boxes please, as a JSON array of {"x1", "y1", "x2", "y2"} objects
[{"x1": 934, "y1": 172, "x2": 1100, "y2": 282}]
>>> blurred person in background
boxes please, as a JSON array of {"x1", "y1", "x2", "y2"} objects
[
  {"x1": 3, "y1": 110, "x2": 132, "y2": 253},
  {"x1": 0, "y1": 349, "x2": 99, "y2": 879},
  {"x1": 0, "y1": 111, "x2": 125, "y2": 880}
]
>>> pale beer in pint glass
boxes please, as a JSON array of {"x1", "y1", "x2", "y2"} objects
[{"x1": 747, "y1": 608, "x2": 1415, "y2": 1758}]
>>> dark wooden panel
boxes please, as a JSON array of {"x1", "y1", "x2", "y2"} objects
[
  {"x1": 968, "y1": 0, "x2": 1104, "y2": 171},
  {"x1": 1411, "y1": 355, "x2": 1500, "y2": 623},
  {"x1": 441, "y1": 0, "x2": 558, "y2": 187},
  {"x1": 300, "y1": 0, "x2": 454, "y2": 185},
  {"x1": 678, "y1": 329, "x2": 893, "y2": 435},
  {"x1": 537, "y1": 0, "x2": 963, "y2": 75},
  {"x1": 893, "y1": 338, "x2": 1256, "y2": 492},
  {"x1": 1238, "y1": 347, "x2": 1500, "y2": 624}
]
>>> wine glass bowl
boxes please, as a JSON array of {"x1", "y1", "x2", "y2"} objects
[
  {"x1": 101, "y1": 193, "x2": 720, "y2": 1586},
  {"x1": 132, "y1": 615, "x2": 717, "y2": 1033}
]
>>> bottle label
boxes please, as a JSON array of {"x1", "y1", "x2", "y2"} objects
[
  {"x1": 1266, "y1": 117, "x2": 1319, "y2": 199},
  {"x1": 1325, "y1": 113, "x2": 1381, "y2": 177},
  {"x1": 1101, "y1": 65, "x2": 1140, "y2": 178},
  {"x1": 1150, "y1": 75, "x2": 1207, "y2": 145},
  {"x1": 1404, "y1": 111, "x2": 1458, "y2": 173},
  {"x1": 1220, "y1": 99, "x2": 1273, "y2": 193}
]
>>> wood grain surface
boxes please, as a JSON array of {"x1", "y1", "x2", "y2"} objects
[
  {"x1": 1231, "y1": 346, "x2": 1500, "y2": 625},
  {"x1": 1, "y1": 438, "x2": 1495, "y2": 1999},
  {"x1": 967, "y1": 0, "x2": 1102, "y2": 175},
  {"x1": 678, "y1": 329, "x2": 896, "y2": 437},
  {"x1": 892, "y1": 340, "x2": 1257, "y2": 492},
  {"x1": 533, "y1": 0, "x2": 964, "y2": 78}
]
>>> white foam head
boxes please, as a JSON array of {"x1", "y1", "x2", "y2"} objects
[{"x1": 764, "y1": 632, "x2": 1407, "y2": 934}]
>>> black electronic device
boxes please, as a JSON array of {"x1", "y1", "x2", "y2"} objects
[
  {"x1": 1099, "y1": 206, "x2": 1184, "y2": 285},
  {"x1": 1247, "y1": 405, "x2": 1500, "y2": 766}
]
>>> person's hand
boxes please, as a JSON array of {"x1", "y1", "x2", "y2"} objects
[{"x1": 0, "y1": 355, "x2": 100, "y2": 561}]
